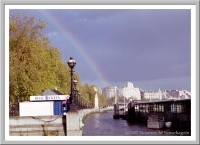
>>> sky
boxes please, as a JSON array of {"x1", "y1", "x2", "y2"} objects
[{"x1": 9, "y1": 6, "x2": 192, "y2": 91}]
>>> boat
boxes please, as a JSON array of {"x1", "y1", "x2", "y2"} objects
[
  {"x1": 147, "y1": 114, "x2": 165, "y2": 129},
  {"x1": 165, "y1": 121, "x2": 172, "y2": 128}
]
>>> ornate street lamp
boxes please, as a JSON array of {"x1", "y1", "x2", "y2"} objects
[{"x1": 67, "y1": 57, "x2": 76, "y2": 105}]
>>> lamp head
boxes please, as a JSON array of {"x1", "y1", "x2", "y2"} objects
[
  {"x1": 67, "y1": 57, "x2": 76, "y2": 69},
  {"x1": 73, "y1": 79, "x2": 78, "y2": 85}
]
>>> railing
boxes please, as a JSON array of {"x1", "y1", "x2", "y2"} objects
[
  {"x1": 74, "y1": 90, "x2": 93, "y2": 109},
  {"x1": 9, "y1": 104, "x2": 19, "y2": 116}
]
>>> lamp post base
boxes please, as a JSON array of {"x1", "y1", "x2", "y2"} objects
[
  {"x1": 66, "y1": 105, "x2": 82, "y2": 136},
  {"x1": 67, "y1": 130, "x2": 82, "y2": 136}
]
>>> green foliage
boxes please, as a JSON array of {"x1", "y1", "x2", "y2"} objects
[
  {"x1": 79, "y1": 84, "x2": 95, "y2": 106},
  {"x1": 9, "y1": 14, "x2": 71, "y2": 104},
  {"x1": 98, "y1": 93, "x2": 108, "y2": 107},
  {"x1": 79, "y1": 84, "x2": 108, "y2": 107}
]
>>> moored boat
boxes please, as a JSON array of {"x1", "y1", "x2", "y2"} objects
[{"x1": 147, "y1": 114, "x2": 165, "y2": 129}]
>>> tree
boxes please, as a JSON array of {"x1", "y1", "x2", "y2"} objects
[
  {"x1": 98, "y1": 93, "x2": 108, "y2": 107},
  {"x1": 9, "y1": 14, "x2": 73, "y2": 104}
]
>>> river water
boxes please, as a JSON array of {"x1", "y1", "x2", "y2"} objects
[{"x1": 83, "y1": 110, "x2": 189, "y2": 136}]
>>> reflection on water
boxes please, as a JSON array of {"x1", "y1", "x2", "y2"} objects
[
  {"x1": 93, "y1": 113, "x2": 100, "y2": 129},
  {"x1": 83, "y1": 111, "x2": 188, "y2": 136}
]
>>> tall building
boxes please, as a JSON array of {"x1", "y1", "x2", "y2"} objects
[{"x1": 120, "y1": 82, "x2": 141, "y2": 100}]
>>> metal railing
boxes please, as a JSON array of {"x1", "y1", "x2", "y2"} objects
[{"x1": 9, "y1": 104, "x2": 19, "y2": 116}]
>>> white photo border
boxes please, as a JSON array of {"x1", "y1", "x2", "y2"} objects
[{"x1": 1, "y1": 0, "x2": 199, "y2": 144}]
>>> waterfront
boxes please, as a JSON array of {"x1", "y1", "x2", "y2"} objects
[{"x1": 83, "y1": 110, "x2": 190, "y2": 136}]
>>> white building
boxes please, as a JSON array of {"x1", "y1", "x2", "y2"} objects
[
  {"x1": 120, "y1": 82, "x2": 141, "y2": 100},
  {"x1": 166, "y1": 90, "x2": 191, "y2": 99},
  {"x1": 141, "y1": 89, "x2": 162, "y2": 100},
  {"x1": 102, "y1": 86, "x2": 118, "y2": 98},
  {"x1": 102, "y1": 82, "x2": 191, "y2": 101}
]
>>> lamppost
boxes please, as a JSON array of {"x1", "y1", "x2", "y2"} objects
[
  {"x1": 80, "y1": 96, "x2": 83, "y2": 107},
  {"x1": 78, "y1": 92, "x2": 81, "y2": 106},
  {"x1": 67, "y1": 57, "x2": 76, "y2": 109},
  {"x1": 87, "y1": 100, "x2": 89, "y2": 108},
  {"x1": 73, "y1": 79, "x2": 78, "y2": 104},
  {"x1": 83, "y1": 98, "x2": 85, "y2": 108}
]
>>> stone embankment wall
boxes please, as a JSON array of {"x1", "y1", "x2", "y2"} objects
[
  {"x1": 9, "y1": 115, "x2": 66, "y2": 136},
  {"x1": 9, "y1": 108, "x2": 111, "y2": 136}
]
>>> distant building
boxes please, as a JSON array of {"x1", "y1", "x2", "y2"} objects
[
  {"x1": 120, "y1": 82, "x2": 141, "y2": 100},
  {"x1": 102, "y1": 86, "x2": 118, "y2": 98},
  {"x1": 141, "y1": 89, "x2": 162, "y2": 100},
  {"x1": 166, "y1": 90, "x2": 191, "y2": 99},
  {"x1": 102, "y1": 82, "x2": 191, "y2": 101}
]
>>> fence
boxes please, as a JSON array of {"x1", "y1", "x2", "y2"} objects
[{"x1": 9, "y1": 104, "x2": 19, "y2": 117}]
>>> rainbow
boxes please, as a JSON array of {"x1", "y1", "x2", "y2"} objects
[{"x1": 37, "y1": 9, "x2": 110, "y2": 88}]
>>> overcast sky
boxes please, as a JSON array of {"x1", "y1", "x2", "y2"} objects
[{"x1": 10, "y1": 7, "x2": 191, "y2": 91}]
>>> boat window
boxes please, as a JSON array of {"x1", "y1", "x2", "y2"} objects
[
  {"x1": 158, "y1": 105, "x2": 164, "y2": 112},
  {"x1": 171, "y1": 103, "x2": 185, "y2": 113},
  {"x1": 177, "y1": 103, "x2": 185, "y2": 113},
  {"x1": 171, "y1": 104, "x2": 176, "y2": 113},
  {"x1": 149, "y1": 105, "x2": 154, "y2": 112}
]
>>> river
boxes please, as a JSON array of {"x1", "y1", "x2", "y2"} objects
[{"x1": 83, "y1": 110, "x2": 189, "y2": 136}]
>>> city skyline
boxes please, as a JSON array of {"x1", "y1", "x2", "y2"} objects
[
  {"x1": 101, "y1": 81, "x2": 190, "y2": 91},
  {"x1": 9, "y1": 5, "x2": 194, "y2": 91}
]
